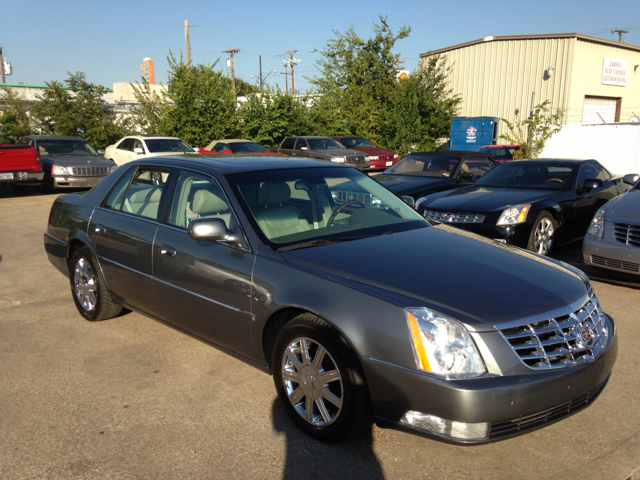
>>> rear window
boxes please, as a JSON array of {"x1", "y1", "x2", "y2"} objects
[{"x1": 386, "y1": 155, "x2": 460, "y2": 177}]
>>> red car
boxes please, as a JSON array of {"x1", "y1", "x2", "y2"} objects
[
  {"x1": 475, "y1": 145, "x2": 521, "y2": 163},
  {"x1": 331, "y1": 136, "x2": 399, "y2": 171},
  {"x1": 198, "y1": 139, "x2": 284, "y2": 155}
]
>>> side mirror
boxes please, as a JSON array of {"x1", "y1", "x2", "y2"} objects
[
  {"x1": 457, "y1": 171, "x2": 474, "y2": 183},
  {"x1": 188, "y1": 218, "x2": 242, "y2": 246},
  {"x1": 623, "y1": 173, "x2": 640, "y2": 185},
  {"x1": 133, "y1": 147, "x2": 144, "y2": 154},
  {"x1": 400, "y1": 196, "x2": 415, "y2": 208},
  {"x1": 581, "y1": 178, "x2": 603, "y2": 191},
  {"x1": 300, "y1": 146, "x2": 308, "y2": 151}
]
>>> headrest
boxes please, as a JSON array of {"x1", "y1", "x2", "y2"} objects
[
  {"x1": 258, "y1": 182, "x2": 291, "y2": 205},
  {"x1": 192, "y1": 189, "x2": 229, "y2": 214}
]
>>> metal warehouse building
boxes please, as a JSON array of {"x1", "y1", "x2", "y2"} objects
[{"x1": 420, "y1": 33, "x2": 640, "y2": 132}]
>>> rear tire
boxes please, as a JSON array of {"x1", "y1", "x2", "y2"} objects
[
  {"x1": 69, "y1": 247, "x2": 122, "y2": 321},
  {"x1": 272, "y1": 313, "x2": 371, "y2": 443},
  {"x1": 527, "y1": 211, "x2": 558, "y2": 256}
]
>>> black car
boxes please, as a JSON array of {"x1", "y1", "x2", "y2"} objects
[
  {"x1": 376, "y1": 151, "x2": 498, "y2": 200},
  {"x1": 416, "y1": 159, "x2": 632, "y2": 255},
  {"x1": 17, "y1": 135, "x2": 117, "y2": 192},
  {"x1": 44, "y1": 155, "x2": 616, "y2": 444}
]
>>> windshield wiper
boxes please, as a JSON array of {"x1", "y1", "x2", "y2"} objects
[{"x1": 277, "y1": 235, "x2": 373, "y2": 252}]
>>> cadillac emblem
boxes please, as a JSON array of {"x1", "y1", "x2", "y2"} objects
[
  {"x1": 444, "y1": 213, "x2": 455, "y2": 222},
  {"x1": 574, "y1": 323, "x2": 595, "y2": 348}
]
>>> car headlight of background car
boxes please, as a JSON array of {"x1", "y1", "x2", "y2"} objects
[
  {"x1": 110, "y1": 165, "x2": 119, "y2": 173},
  {"x1": 497, "y1": 204, "x2": 530, "y2": 226},
  {"x1": 587, "y1": 208, "x2": 606, "y2": 238},
  {"x1": 330, "y1": 156, "x2": 345, "y2": 163},
  {"x1": 369, "y1": 156, "x2": 379, "y2": 160},
  {"x1": 52, "y1": 165, "x2": 70, "y2": 176},
  {"x1": 405, "y1": 308, "x2": 486, "y2": 378}
]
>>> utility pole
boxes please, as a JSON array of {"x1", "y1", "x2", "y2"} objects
[
  {"x1": 281, "y1": 64, "x2": 289, "y2": 93},
  {"x1": 222, "y1": 48, "x2": 241, "y2": 98},
  {"x1": 279, "y1": 50, "x2": 301, "y2": 94},
  {"x1": 259, "y1": 55, "x2": 263, "y2": 92},
  {"x1": 185, "y1": 20, "x2": 191, "y2": 65},
  {"x1": 612, "y1": 28, "x2": 628, "y2": 42},
  {"x1": 0, "y1": 45, "x2": 5, "y2": 84}
]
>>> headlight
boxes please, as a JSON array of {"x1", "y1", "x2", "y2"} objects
[
  {"x1": 110, "y1": 165, "x2": 118, "y2": 173},
  {"x1": 52, "y1": 165, "x2": 70, "y2": 175},
  {"x1": 587, "y1": 208, "x2": 606, "y2": 238},
  {"x1": 415, "y1": 196, "x2": 428, "y2": 210},
  {"x1": 405, "y1": 308, "x2": 486, "y2": 378},
  {"x1": 496, "y1": 204, "x2": 530, "y2": 226},
  {"x1": 393, "y1": 154, "x2": 399, "y2": 159},
  {"x1": 369, "y1": 156, "x2": 379, "y2": 160},
  {"x1": 330, "y1": 156, "x2": 345, "y2": 163}
]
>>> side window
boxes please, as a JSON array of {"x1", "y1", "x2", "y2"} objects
[
  {"x1": 294, "y1": 139, "x2": 308, "y2": 151},
  {"x1": 120, "y1": 167, "x2": 171, "y2": 219},
  {"x1": 133, "y1": 139, "x2": 144, "y2": 152},
  {"x1": 117, "y1": 138, "x2": 133, "y2": 151},
  {"x1": 104, "y1": 167, "x2": 137, "y2": 210},
  {"x1": 213, "y1": 143, "x2": 225, "y2": 152},
  {"x1": 576, "y1": 164, "x2": 601, "y2": 188},
  {"x1": 281, "y1": 138, "x2": 296, "y2": 150},
  {"x1": 169, "y1": 171, "x2": 237, "y2": 231},
  {"x1": 461, "y1": 157, "x2": 495, "y2": 176},
  {"x1": 597, "y1": 166, "x2": 612, "y2": 180}
]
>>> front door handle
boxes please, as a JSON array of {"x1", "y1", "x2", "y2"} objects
[
  {"x1": 94, "y1": 224, "x2": 106, "y2": 235},
  {"x1": 160, "y1": 244, "x2": 177, "y2": 258}
]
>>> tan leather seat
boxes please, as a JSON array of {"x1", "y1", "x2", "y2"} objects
[
  {"x1": 254, "y1": 182, "x2": 311, "y2": 239},
  {"x1": 191, "y1": 189, "x2": 232, "y2": 227}
]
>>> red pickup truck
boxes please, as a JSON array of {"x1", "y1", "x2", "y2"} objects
[{"x1": 0, "y1": 144, "x2": 44, "y2": 187}]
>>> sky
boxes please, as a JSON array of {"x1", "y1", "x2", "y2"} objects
[{"x1": 3, "y1": 0, "x2": 640, "y2": 94}]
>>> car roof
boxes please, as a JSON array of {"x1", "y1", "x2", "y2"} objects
[
  {"x1": 126, "y1": 135, "x2": 181, "y2": 140},
  {"x1": 135, "y1": 155, "x2": 340, "y2": 174},
  {"x1": 208, "y1": 139, "x2": 253, "y2": 144},
  {"x1": 405, "y1": 150, "x2": 494, "y2": 158},
  {"x1": 288, "y1": 136, "x2": 338, "y2": 140},
  {"x1": 508, "y1": 158, "x2": 596, "y2": 166},
  {"x1": 25, "y1": 135, "x2": 88, "y2": 141}
]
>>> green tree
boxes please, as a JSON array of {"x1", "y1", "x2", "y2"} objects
[
  {"x1": 500, "y1": 100, "x2": 564, "y2": 159},
  {"x1": 32, "y1": 72, "x2": 128, "y2": 148},
  {"x1": 129, "y1": 79, "x2": 165, "y2": 134},
  {"x1": 160, "y1": 53, "x2": 238, "y2": 147},
  {"x1": 0, "y1": 87, "x2": 33, "y2": 143}
]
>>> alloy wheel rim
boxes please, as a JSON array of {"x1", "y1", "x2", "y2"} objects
[
  {"x1": 534, "y1": 218, "x2": 554, "y2": 255},
  {"x1": 73, "y1": 257, "x2": 97, "y2": 311},
  {"x1": 281, "y1": 337, "x2": 344, "y2": 426}
]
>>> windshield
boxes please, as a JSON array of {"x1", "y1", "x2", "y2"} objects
[
  {"x1": 339, "y1": 137, "x2": 375, "y2": 148},
  {"x1": 306, "y1": 138, "x2": 345, "y2": 150},
  {"x1": 230, "y1": 142, "x2": 267, "y2": 153},
  {"x1": 474, "y1": 161, "x2": 575, "y2": 190},
  {"x1": 227, "y1": 166, "x2": 427, "y2": 249},
  {"x1": 386, "y1": 154, "x2": 461, "y2": 177},
  {"x1": 36, "y1": 139, "x2": 98, "y2": 156},
  {"x1": 145, "y1": 139, "x2": 195, "y2": 153}
]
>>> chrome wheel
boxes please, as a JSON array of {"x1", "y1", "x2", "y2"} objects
[
  {"x1": 73, "y1": 257, "x2": 97, "y2": 312},
  {"x1": 533, "y1": 217, "x2": 554, "y2": 255},
  {"x1": 281, "y1": 337, "x2": 344, "y2": 427}
]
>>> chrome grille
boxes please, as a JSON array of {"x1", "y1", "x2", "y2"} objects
[
  {"x1": 422, "y1": 209, "x2": 486, "y2": 224},
  {"x1": 345, "y1": 155, "x2": 366, "y2": 164},
  {"x1": 590, "y1": 254, "x2": 640, "y2": 273},
  {"x1": 68, "y1": 166, "x2": 109, "y2": 177},
  {"x1": 614, "y1": 222, "x2": 640, "y2": 247},
  {"x1": 490, "y1": 379, "x2": 607, "y2": 439},
  {"x1": 497, "y1": 292, "x2": 608, "y2": 370}
]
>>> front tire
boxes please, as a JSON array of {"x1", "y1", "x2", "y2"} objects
[
  {"x1": 527, "y1": 211, "x2": 557, "y2": 256},
  {"x1": 69, "y1": 247, "x2": 122, "y2": 321},
  {"x1": 272, "y1": 313, "x2": 371, "y2": 443}
]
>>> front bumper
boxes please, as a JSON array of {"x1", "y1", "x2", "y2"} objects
[
  {"x1": 362, "y1": 313, "x2": 617, "y2": 444},
  {"x1": 52, "y1": 175, "x2": 106, "y2": 189},
  {"x1": 583, "y1": 232, "x2": 640, "y2": 275},
  {"x1": 0, "y1": 170, "x2": 44, "y2": 184}
]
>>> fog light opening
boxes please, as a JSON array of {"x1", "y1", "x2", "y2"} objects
[{"x1": 400, "y1": 411, "x2": 489, "y2": 441}]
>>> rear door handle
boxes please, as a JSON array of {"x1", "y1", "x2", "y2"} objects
[
  {"x1": 94, "y1": 224, "x2": 106, "y2": 235},
  {"x1": 160, "y1": 244, "x2": 177, "y2": 257}
]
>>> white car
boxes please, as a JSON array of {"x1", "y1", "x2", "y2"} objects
[{"x1": 105, "y1": 135, "x2": 195, "y2": 166}]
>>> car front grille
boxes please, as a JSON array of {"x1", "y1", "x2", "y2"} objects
[
  {"x1": 497, "y1": 292, "x2": 608, "y2": 370},
  {"x1": 614, "y1": 222, "x2": 640, "y2": 247},
  {"x1": 490, "y1": 379, "x2": 608, "y2": 439},
  {"x1": 68, "y1": 166, "x2": 109, "y2": 177},
  {"x1": 332, "y1": 190, "x2": 376, "y2": 206},
  {"x1": 345, "y1": 155, "x2": 366, "y2": 164},
  {"x1": 589, "y1": 254, "x2": 640, "y2": 273},
  {"x1": 422, "y1": 209, "x2": 486, "y2": 224},
  {"x1": 378, "y1": 154, "x2": 394, "y2": 162}
]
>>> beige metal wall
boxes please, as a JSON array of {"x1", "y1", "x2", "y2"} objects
[
  {"x1": 421, "y1": 37, "x2": 575, "y2": 138},
  {"x1": 568, "y1": 40, "x2": 640, "y2": 123}
]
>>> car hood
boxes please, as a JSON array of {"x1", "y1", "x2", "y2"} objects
[
  {"x1": 350, "y1": 147, "x2": 394, "y2": 155},
  {"x1": 311, "y1": 148, "x2": 365, "y2": 158},
  {"x1": 282, "y1": 226, "x2": 590, "y2": 330},
  {"x1": 376, "y1": 174, "x2": 448, "y2": 193},
  {"x1": 422, "y1": 186, "x2": 558, "y2": 212},
  {"x1": 42, "y1": 155, "x2": 114, "y2": 166},
  {"x1": 610, "y1": 189, "x2": 640, "y2": 222}
]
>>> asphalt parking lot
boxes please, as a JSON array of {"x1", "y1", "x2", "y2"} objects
[{"x1": 1, "y1": 185, "x2": 639, "y2": 480}]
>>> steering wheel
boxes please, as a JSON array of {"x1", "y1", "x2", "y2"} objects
[
  {"x1": 171, "y1": 147, "x2": 181, "y2": 152},
  {"x1": 545, "y1": 178, "x2": 563, "y2": 184},
  {"x1": 327, "y1": 200, "x2": 366, "y2": 225}
]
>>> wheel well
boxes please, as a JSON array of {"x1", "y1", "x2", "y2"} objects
[
  {"x1": 262, "y1": 307, "x2": 308, "y2": 369},
  {"x1": 66, "y1": 239, "x2": 87, "y2": 270}
]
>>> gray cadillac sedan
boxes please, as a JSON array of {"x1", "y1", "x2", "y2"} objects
[{"x1": 43, "y1": 156, "x2": 617, "y2": 444}]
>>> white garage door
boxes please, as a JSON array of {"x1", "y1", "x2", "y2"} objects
[{"x1": 582, "y1": 97, "x2": 617, "y2": 124}]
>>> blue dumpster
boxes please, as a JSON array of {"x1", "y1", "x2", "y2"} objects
[{"x1": 450, "y1": 117, "x2": 499, "y2": 151}]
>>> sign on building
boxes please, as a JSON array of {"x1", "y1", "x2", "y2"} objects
[{"x1": 602, "y1": 58, "x2": 628, "y2": 87}]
